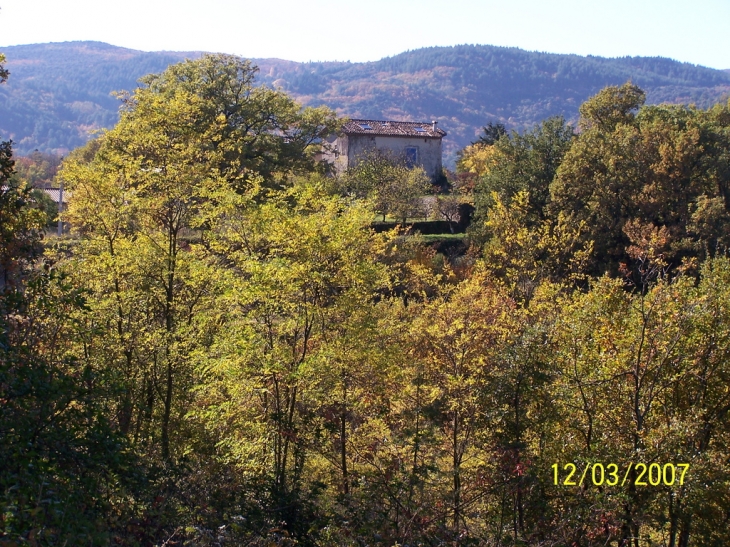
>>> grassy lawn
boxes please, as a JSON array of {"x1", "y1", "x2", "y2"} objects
[{"x1": 420, "y1": 233, "x2": 466, "y2": 243}]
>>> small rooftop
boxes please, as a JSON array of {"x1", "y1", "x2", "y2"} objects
[
  {"x1": 342, "y1": 119, "x2": 446, "y2": 138},
  {"x1": 42, "y1": 188, "x2": 71, "y2": 204}
]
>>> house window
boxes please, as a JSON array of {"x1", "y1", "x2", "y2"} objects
[{"x1": 405, "y1": 147, "x2": 418, "y2": 168}]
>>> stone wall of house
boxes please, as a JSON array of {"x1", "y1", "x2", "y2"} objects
[
  {"x1": 347, "y1": 134, "x2": 443, "y2": 180},
  {"x1": 324, "y1": 134, "x2": 351, "y2": 175},
  {"x1": 322, "y1": 133, "x2": 444, "y2": 181}
]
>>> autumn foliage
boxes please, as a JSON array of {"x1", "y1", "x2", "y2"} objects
[{"x1": 2, "y1": 55, "x2": 730, "y2": 547}]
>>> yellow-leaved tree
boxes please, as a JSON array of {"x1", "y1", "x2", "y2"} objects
[{"x1": 482, "y1": 190, "x2": 593, "y2": 300}]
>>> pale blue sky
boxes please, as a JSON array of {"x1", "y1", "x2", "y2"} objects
[{"x1": 1, "y1": 0, "x2": 728, "y2": 69}]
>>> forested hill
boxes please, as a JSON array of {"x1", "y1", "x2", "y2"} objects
[
  {"x1": 0, "y1": 42, "x2": 204, "y2": 155},
  {"x1": 2, "y1": 41, "x2": 730, "y2": 163}
]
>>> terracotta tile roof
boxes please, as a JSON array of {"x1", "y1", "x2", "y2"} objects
[{"x1": 342, "y1": 119, "x2": 446, "y2": 138}]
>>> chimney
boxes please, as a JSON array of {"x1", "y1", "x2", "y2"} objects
[{"x1": 432, "y1": 120, "x2": 438, "y2": 132}]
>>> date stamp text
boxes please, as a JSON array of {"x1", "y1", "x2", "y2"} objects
[{"x1": 551, "y1": 463, "x2": 690, "y2": 487}]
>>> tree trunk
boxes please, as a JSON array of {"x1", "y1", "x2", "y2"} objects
[
  {"x1": 340, "y1": 373, "x2": 349, "y2": 495},
  {"x1": 161, "y1": 357, "x2": 173, "y2": 461},
  {"x1": 452, "y1": 411, "x2": 461, "y2": 534}
]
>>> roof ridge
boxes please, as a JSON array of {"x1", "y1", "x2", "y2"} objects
[
  {"x1": 342, "y1": 118, "x2": 446, "y2": 137},
  {"x1": 349, "y1": 118, "x2": 435, "y2": 124}
]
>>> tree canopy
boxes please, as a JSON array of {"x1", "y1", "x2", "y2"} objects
[
  {"x1": 469, "y1": 82, "x2": 730, "y2": 278},
  {"x1": 4, "y1": 60, "x2": 730, "y2": 546}
]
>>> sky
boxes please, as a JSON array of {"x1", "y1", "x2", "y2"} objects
[{"x1": 1, "y1": 0, "x2": 728, "y2": 70}]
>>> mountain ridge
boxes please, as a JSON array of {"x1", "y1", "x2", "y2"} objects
[{"x1": 1, "y1": 41, "x2": 729, "y2": 165}]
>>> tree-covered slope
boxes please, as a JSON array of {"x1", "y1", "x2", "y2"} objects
[
  {"x1": 1, "y1": 41, "x2": 729, "y2": 164},
  {"x1": 257, "y1": 45, "x2": 730, "y2": 164},
  {"x1": 0, "y1": 42, "x2": 203, "y2": 154}
]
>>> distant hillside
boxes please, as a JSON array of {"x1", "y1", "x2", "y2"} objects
[
  {"x1": 0, "y1": 42, "x2": 204, "y2": 154},
  {"x1": 2, "y1": 41, "x2": 729, "y2": 166}
]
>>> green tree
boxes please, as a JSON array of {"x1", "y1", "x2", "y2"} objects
[
  {"x1": 472, "y1": 116, "x2": 575, "y2": 245},
  {"x1": 62, "y1": 86, "x2": 229, "y2": 463},
  {"x1": 190, "y1": 176, "x2": 392, "y2": 541},
  {"x1": 59, "y1": 53, "x2": 342, "y2": 468},
  {"x1": 58, "y1": 85, "x2": 242, "y2": 543},
  {"x1": 0, "y1": 147, "x2": 47, "y2": 289},
  {"x1": 578, "y1": 81, "x2": 645, "y2": 132},
  {"x1": 125, "y1": 54, "x2": 340, "y2": 188},
  {"x1": 1, "y1": 56, "x2": 129, "y2": 545},
  {"x1": 410, "y1": 272, "x2": 515, "y2": 537},
  {"x1": 474, "y1": 121, "x2": 507, "y2": 146},
  {"x1": 55, "y1": 55, "x2": 344, "y2": 543},
  {"x1": 551, "y1": 84, "x2": 730, "y2": 275},
  {"x1": 433, "y1": 191, "x2": 468, "y2": 234},
  {"x1": 481, "y1": 191, "x2": 593, "y2": 300},
  {"x1": 0, "y1": 52, "x2": 8, "y2": 83},
  {"x1": 545, "y1": 262, "x2": 730, "y2": 546},
  {"x1": 338, "y1": 149, "x2": 431, "y2": 222},
  {"x1": 14, "y1": 151, "x2": 63, "y2": 187}
]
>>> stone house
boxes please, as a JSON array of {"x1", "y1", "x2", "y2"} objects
[{"x1": 324, "y1": 119, "x2": 446, "y2": 181}]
